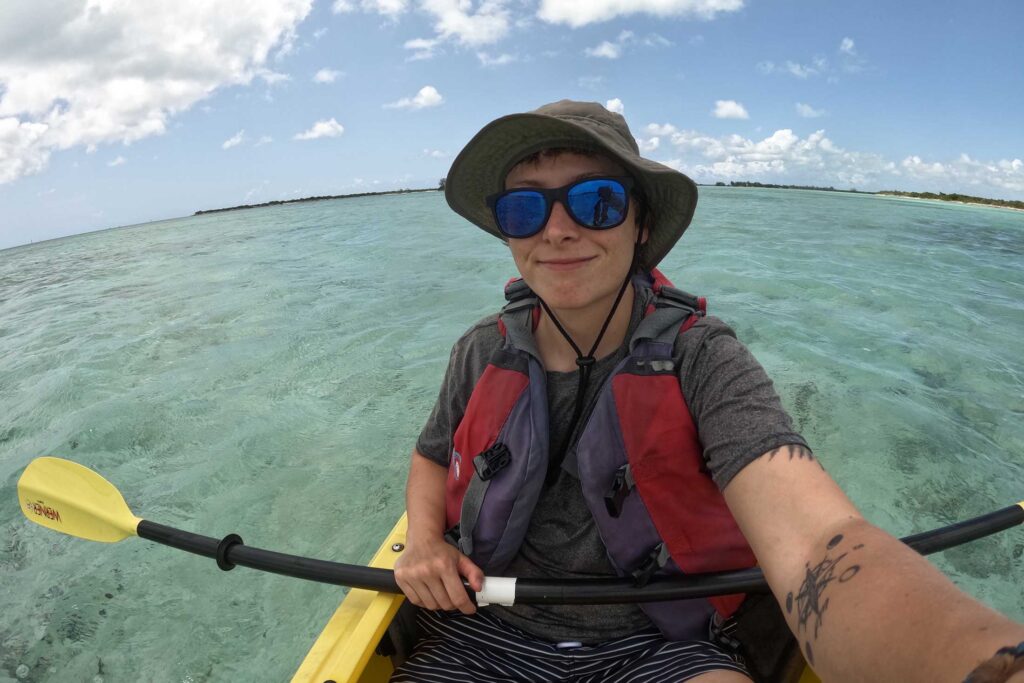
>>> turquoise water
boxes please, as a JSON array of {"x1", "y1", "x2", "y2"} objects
[{"x1": 1, "y1": 188, "x2": 1022, "y2": 681}]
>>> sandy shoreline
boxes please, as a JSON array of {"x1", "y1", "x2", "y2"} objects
[{"x1": 875, "y1": 194, "x2": 1024, "y2": 213}]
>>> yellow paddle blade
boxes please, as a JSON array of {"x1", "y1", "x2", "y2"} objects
[{"x1": 17, "y1": 457, "x2": 141, "y2": 543}]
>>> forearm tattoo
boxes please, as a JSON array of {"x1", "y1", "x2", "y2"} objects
[
  {"x1": 785, "y1": 533, "x2": 864, "y2": 666},
  {"x1": 768, "y1": 443, "x2": 815, "y2": 462},
  {"x1": 767, "y1": 444, "x2": 824, "y2": 469}
]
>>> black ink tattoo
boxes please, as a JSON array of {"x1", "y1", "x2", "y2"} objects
[
  {"x1": 766, "y1": 444, "x2": 818, "y2": 464},
  {"x1": 786, "y1": 536, "x2": 863, "y2": 650}
]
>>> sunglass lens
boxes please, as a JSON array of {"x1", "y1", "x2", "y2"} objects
[
  {"x1": 567, "y1": 179, "x2": 628, "y2": 229},
  {"x1": 495, "y1": 191, "x2": 547, "y2": 237}
]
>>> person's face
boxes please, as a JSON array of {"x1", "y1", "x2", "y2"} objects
[{"x1": 504, "y1": 152, "x2": 642, "y2": 314}]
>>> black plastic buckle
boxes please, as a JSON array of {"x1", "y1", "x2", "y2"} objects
[
  {"x1": 630, "y1": 543, "x2": 666, "y2": 588},
  {"x1": 603, "y1": 465, "x2": 631, "y2": 518},
  {"x1": 473, "y1": 443, "x2": 511, "y2": 481}
]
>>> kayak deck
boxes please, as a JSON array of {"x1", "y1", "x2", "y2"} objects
[{"x1": 292, "y1": 514, "x2": 409, "y2": 683}]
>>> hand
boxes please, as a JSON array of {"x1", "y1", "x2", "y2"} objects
[{"x1": 394, "y1": 536, "x2": 484, "y2": 614}]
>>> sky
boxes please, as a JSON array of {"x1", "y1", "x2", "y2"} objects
[{"x1": 1, "y1": 0, "x2": 1022, "y2": 250}]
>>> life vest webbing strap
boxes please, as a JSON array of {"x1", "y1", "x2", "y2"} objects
[
  {"x1": 629, "y1": 304, "x2": 694, "y2": 353},
  {"x1": 457, "y1": 473, "x2": 488, "y2": 556},
  {"x1": 500, "y1": 305, "x2": 541, "y2": 361}
]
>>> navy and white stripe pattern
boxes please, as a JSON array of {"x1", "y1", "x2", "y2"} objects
[{"x1": 389, "y1": 609, "x2": 750, "y2": 682}]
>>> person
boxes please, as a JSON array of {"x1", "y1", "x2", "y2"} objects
[{"x1": 392, "y1": 100, "x2": 1024, "y2": 682}]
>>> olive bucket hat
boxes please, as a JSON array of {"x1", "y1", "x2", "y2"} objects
[{"x1": 445, "y1": 99, "x2": 698, "y2": 272}]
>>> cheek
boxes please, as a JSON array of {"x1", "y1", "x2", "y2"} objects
[{"x1": 507, "y1": 241, "x2": 532, "y2": 274}]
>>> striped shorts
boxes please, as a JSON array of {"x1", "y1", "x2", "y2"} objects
[{"x1": 389, "y1": 609, "x2": 749, "y2": 682}]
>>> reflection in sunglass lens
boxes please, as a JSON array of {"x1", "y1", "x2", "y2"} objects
[
  {"x1": 495, "y1": 190, "x2": 547, "y2": 238},
  {"x1": 567, "y1": 179, "x2": 627, "y2": 228}
]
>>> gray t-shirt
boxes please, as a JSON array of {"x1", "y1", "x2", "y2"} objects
[{"x1": 416, "y1": 289, "x2": 807, "y2": 643}]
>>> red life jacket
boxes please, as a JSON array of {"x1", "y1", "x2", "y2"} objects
[{"x1": 444, "y1": 270, "x2": 757, "y2": 640}]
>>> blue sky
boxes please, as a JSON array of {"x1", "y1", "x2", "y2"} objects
[{"x1": 1, "y1": 0, "x2": 1022, "y2": 249}]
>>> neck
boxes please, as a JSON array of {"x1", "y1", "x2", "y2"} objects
[{"x1": 536, "y1": 283, "x2": 636, "y2": 372}]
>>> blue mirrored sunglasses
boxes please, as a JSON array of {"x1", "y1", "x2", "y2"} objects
[{"x1": 486, "y1": 177, "x2": 634, "y2": 239}]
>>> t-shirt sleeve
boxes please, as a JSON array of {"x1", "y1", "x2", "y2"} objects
[
  {"x1": 677, "y1": 316, "x2": 808, "y2": 490},
  {"x1": 415, "y1": 315, "x2": 501, "y2": 467}
]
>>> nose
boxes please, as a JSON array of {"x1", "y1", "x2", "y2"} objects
[{"x1": 541, "y1": 200, "x2": 582, "y2": 242}]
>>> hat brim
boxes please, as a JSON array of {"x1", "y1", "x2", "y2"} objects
[{"x1": 445, "y1": 112, "x2": 697, "y2": 271}]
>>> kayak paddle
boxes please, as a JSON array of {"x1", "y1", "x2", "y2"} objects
[{"x1": 17, "y1": 456, "x2": 1024, "y2": 605}]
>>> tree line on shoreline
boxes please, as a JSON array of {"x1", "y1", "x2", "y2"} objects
[
  {"x1": 713, "y1": 181, "x2": 1023, "y2": 210},
  {"x1": 194, "y1": 177, "x2": 1021, "y2": 215}
]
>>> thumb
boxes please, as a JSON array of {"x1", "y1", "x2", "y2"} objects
[{"x1": 458, "y1": 554, "x2": 485, "y2": 592}]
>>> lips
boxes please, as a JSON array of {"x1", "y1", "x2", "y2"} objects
[{"x1": 538, "y1": 256, "x2": 595, "y2": 270}]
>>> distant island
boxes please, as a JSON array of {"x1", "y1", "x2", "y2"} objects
[
  {"x1": 194, "y1": 178, "x2": 1022, "y2": 215},
  {"x1": 874, "y1": 190, "x2": 1024, "y2": 211},
  {"x1": 711, "y1": 181, "x2": 1024, "y2": 211},
  {"x1": 715, "y1": 181, "x2": 870, "y2": 194},
  {"x1": 194, "y1": 184, "x2": 443, "y2": 216}
]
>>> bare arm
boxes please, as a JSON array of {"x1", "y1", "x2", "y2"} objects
[
  {"x1": 393, "y1": 449, "x2": 483, "y2": 614},
  {"x1": 724, "y1": 446, "x2": 1024, "y2": 682}
]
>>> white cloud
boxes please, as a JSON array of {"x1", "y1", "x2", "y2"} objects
[
  {"x1": 584, "y1": 30, "x2": 634, "y2": 59},
  {"x1": 786, "y1": 60, "x2": 820, "y2": 78},
  {"x1": 222, "y1": 129, "x2": 246, "y2": 149},
  {"x1": 647, "y1": 124, "x2": 1024, "y2": 196},
  {"x1": 584, "y1": 43, "x2": 617, "y2": 60},
  {"x1": 404, "y1": 37, "x2": 442, "y2": 60},
  {"x1": 644, "y1": 33, "x2": 673, "y2": 47},
  {"x1": 0, "y1": 1, "x2": 312, "y2": 185},
  {"x1": 636, "y1": 136, "x2": 660, "y2": 152},
  {"x1": 107, "y1": 155, "x2": 126, "y2": 167},
  {"x1": 713, "y1": 100, "x2": 749, "y2": 119},
  {"x1": 795, "y1": 103, "x2": 825, "y2": 118},
  {"x1": 332, "y1": 0, "x2": 409, "y2": 16},
  {"x1": 385, "y1": 86, "x2": 444, "y2": 110},
  {"x1": 255, "y1": 135, "x2": 273, "y2": 146},
  {"x1": 313, "y1": 27, "x2": 328, "y2": 39},
  {"x1": 423, "y1": 148, "x2": 449, "y2": 158},
  {"x1": 838, "y1": 38, "x2": 866, "y2": 73},
  {"x1": 758, "y1": 57, "x2": 829, "y2": 79},
  {"x1": 421, "y1": 0, "x2": 511, "y2": 47},
  {"x1": 605, "y1": 98, "x2": 624, "y2": 114},
  {"x1": 258, "y1": 70, "x2": 291, "y2": 85},
  {"x1": 313, "y1": 68, "x2": 342, "y2": 83},
  {"x1": 293, "y1": 118, "x2": 345, "y2": 140},
  {"x1": 586, "y1": 41, "x2": 622, "y2": 59},
  {"x1": 538, "y1": 0, "x2": 743, "y2": 28},
  {"x1": 646, "y1": 123, "x2": 678, "y2": 136},
  {"x1": 577, "y1": 75, "x2": 605, "y2": 89},
  {"x1": 477, "y1": 52, "x2": 517, "y2": 66}
]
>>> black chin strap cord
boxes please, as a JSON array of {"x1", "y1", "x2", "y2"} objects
[{"x1": 539, "y1": 228, "x2": 645, "y2": 480}]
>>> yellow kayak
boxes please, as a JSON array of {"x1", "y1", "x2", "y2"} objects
[{"x1": 291, "y1": 513, "x2": 822, "y2": 683}]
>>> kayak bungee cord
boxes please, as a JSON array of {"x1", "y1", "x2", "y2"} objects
[{"x1": 17, "y1": 457, "x2": 1024, "y2": 605}]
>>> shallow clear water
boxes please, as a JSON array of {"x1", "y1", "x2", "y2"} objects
[{"x1": 1, "y1": 188, "x2": 1022, "y2": 682}]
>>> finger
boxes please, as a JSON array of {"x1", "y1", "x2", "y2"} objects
[
  {"x1": 441, "y1": 566, "x2": 476, "y2": 614},
  {"x1": 397, "y1": 578, "x2": 430, "y2": 610},
  {"x1": 458, "y1": 555, "x2": 485, "y2": 593},
  {"x1": 417, "y1": 580, "x2": 446, "y2": 611}
]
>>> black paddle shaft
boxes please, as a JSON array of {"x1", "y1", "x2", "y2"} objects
[{"x1": 136, "y1": 503, "x2": 1024, "y2": 604}]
